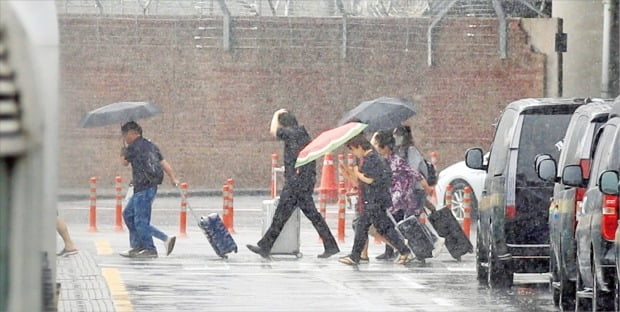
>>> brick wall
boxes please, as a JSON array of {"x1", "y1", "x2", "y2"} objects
[{"x1": 58, "y1": 16, "x2": 545, "y2": 190}]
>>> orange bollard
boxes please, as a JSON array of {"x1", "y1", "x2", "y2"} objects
[
  {"x1": 337, "y1": 181, "x2": 346, "y2": 243},
  {"x1": 319, "y1": 188, "x2": 327, "y2": 220},
  {"x1": 179, "y1": 182, "x2": 188, "y2": 237},
  {"x1": 270, "y1": 154, "x2": 278, "y2": 199},
  {"x1": 463, "y1": 186, "x2": 472, "y2": 238},
  {"x1": 445, "y1": 184, "x2": 455, "y2": 224},
  {"x1": 222, "y1": 184, "x2": 232, "y2": 232},
  {"x1": 337, "y1": 154, "x2": 345, "y2": 187},
  {"x1": 88, "y1": 177, "x2": 97, "y2": 232},
  {"x1": 430, "y1": 151, "x2": 438, "y2": 167},
  {"x1": 317, "y1": 152, "x2": 337, "y2": 202},
  {"x1": 226, "y1": 178, "x2": 235, "y2": 233},
  {"x1": 114, "y1": 176, "x2": 123, "y2": 232},
  {"x1": 346, "y1": 153, "x2": 355, "y2": 192}
]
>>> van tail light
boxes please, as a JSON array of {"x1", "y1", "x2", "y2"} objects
[
  {"x1": 506, "y1": 205, "x2": 516, "y2": 219},
  {"x1": 601, "y1": 194, "x2": 619, "y2": 241},
  {"x1": 580, "y1": 159, "x2": 591, "y2": 180},
  {"x1": 574, "y1": 188, "x2": 586, "y2": 230}
]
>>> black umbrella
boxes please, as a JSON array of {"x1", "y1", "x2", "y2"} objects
[
  {"x1": 78, "y1": 101, "x2": 162, "y2": 128},
  {"x1": 337, "y1": 97, "x2": 416, "y2": 132}
]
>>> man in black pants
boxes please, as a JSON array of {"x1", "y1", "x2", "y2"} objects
[
  {"x1": 338, "y1": 133, "x2": 412, "y2": 265},
  {"x1": 247, "y1": 109, "x2": 340, "y2": 259}
]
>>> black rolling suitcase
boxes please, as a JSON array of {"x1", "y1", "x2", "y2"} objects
[
  {"x1": 389, "y1": 214, "x2": 434, "y2": 261},
  {"x1": 426, "y1": 207, "x2": 473, "y2": 261}
]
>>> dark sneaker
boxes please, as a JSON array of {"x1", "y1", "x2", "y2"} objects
[
  {"x1": 317, "y1": 247, "x2": 340, "y2": 259},
  {"x1": 134, "y1": 249, "x2": 158, "y2": 258},
  {"x1": 246, "y1": 244, "x2": 270, "y2": 259},
  {"x1": 165, "y1": 236, "x2": 176, "y2": 256},
  {"x1": 119, "y1": 248, "x2": 143, "y2": 258},
  {"x1": 375, "y1": 252, "x2": 396, "y2": 261},
  {"x1": 56, "y1": 248, "x2": 78, "y2": 257}
]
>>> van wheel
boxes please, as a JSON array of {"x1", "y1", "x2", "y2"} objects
[
  {"x1": 592, "y1": 261, "x2": 614, "y2": 311},
  {"x1": 488, "y1": 245, "x2": 513, "y2": 288},
  {"x1": 476, "y1": 221, "x2": 488, "y2": 284},
  {"x1": 575, "y1": 261, "x2": 592, "y2": 311},
  {"x1": 558, "y1": 262, "x2": 575, "y2": 311}
]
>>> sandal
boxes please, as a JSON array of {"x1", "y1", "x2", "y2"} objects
[
  {"x1": 396, "y1": 253, "x2": 413, "y2": 265},
  {"x1": 338, "y1": 256, "x2": 359, "y2": 265},
  {"x1": 359, "y1": 256, "x2": 369, "y2": 263}
]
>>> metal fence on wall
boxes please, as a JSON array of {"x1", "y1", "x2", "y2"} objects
[{"x1": 56, "y1": 0, "x2": 549, "y2": 63}]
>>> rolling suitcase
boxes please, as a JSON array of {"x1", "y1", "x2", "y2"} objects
[
  {"x1": 261, "y1": 197, "x2": 302, "y2": 257},
  {"x1": 187, "y1": 203, "x2": 238, "y2": 259},
  {"x1": 389, "y1": 214, "x2": 434, "y2": 260},
  {"x1": 427, "y1": 206, "x2": 473, "y2": 261}
]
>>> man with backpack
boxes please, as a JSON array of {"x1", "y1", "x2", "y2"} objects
[{"x1": 119, "y1": 121, "x2": 180, "y2": 258}]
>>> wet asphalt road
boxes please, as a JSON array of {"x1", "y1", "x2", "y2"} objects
[{"x1": 58, "y1": 195, "x2": 556, "y2": 311}]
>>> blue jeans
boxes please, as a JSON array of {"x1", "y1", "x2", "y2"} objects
[{"x1": 123, "y1": 187, "x2": 168, "y2": 251}]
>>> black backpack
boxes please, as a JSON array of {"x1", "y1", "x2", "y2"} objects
[
  {"x1": 423, "y1": 158, "x2": 438, "y2": 186},
  {"x1": 144, "y1": 143, "x2": 164, "y2": 185}
]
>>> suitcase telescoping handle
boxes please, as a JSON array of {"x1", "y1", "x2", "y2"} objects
[{"x1": 176, "y1": 185, "x2": 202, "y2": 224}]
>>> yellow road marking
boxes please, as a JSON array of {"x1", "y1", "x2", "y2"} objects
[
  {"x1": 95, "y1": 240, "x2": 113, "y2": 255},
  {"x1": 102, "y1": 268, "x2": 134, "y2": 312}
]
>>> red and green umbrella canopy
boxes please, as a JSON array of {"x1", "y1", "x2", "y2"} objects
[{"x1": 295, "y1": 122, "x2": 368, "y2": 168}]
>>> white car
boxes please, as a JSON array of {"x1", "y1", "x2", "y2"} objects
[{"x1": 433, "y1": 159, "x2": 486, "y2": 221}]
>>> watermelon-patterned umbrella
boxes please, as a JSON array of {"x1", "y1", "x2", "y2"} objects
[{"x1": 295, "y1": 122, "x2": 368, "y2": 168}]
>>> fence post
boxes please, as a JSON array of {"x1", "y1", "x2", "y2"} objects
[
  {"x1": 88, "y1": 177, "x2": 97, "y2": 232},
  {"x1": 179, "y1": 182, "x2": 188, "y2": 237},
  {"x1": 114, "y1": 176, "x2": 123, "y2": 232}
]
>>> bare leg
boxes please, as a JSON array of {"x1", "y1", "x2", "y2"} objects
[
  {"x1": 57, "y1": 217, "x2": 77, "y2": 252},
  {"x1": 361, "y1": 240, "x2": 369, "y2": 259}
]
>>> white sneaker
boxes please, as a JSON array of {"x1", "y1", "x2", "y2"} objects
[
  {"x1": 432, "y1": 237, "x2": 445, "y2": 257},
  {"x1": 165, "y1": 236, "x2": 176, "y2": 256}
]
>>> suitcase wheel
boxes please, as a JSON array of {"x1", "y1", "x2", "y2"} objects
[
  {"x1": 295, "y1": 252, "x2": 303, "y2": 259},
  {"x1": 454, "y1": 256, "x2": 462, "y2": 262}
]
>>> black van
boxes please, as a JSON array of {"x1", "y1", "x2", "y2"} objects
[
  {"x1": 535, "y1": 100, "x2": 612, "y2": 310},
  {"x1": 571, "y1": 98, "x2": 620, "y2": 311},
  {"x1": 465, "y1": 98, "x2": 584, "y2": 288}
]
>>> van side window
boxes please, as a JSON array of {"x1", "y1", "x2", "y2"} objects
[
  {"x1": 516, "y1": 112, "x2": 572, "y2": 187},
  {"x1": 590, "y1": 124, "x2": 618, "y2": 186},
  {"x1": 488, "y1": 109, "x2": 518, "y2": 176}
]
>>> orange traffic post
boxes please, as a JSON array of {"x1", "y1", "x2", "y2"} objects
[
  {"x1": 346, "y1": 153, "x2": 355, "y2": 192},
  {"x1": 430, "y1": 151, "x2": 439, "y2": 205},
  {"x1": 337, "y1": 154, "x2": 345, "y2": 187},
  {"x1": 179, "y1": 182, "x2": 188, "y2": 237},
  {"x1": 88, "y1": 177, "x2": 97, "y2": 232},
  {"x1": 318, "y1": 152, "x2": 337, "y2": 203},
  {"x1": 222, "y1": 184, "x2": 232, "y2": 232},
  {"x1": 114, "y1": 176, "x2": 123, "y2": 232},
  {"x1": 337, "y1": 181, "x2": 346, "y2": 243},
  {"x1": 226, "y1": 178, "x2": 235, "y2": 233},
  {"x1": 445, "y1": 183, "x2": 455, "y2": 224},
  {"x1": 463, "y1": 186, "x2": 472, "y2": 238},
  {"x1": 270, "y1": 154, "x2": 278, "y2": 199},
  {"x1": 319, "y1": 188, "x2": 327, "y2": 220}
]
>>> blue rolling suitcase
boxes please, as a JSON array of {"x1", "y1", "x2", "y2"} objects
[
  {"x1": 198, "y1": 213, "x2": 238, "y2": 258},
  {"x1": 187, "y1": 201, "x2": 238, "y2": 258}
]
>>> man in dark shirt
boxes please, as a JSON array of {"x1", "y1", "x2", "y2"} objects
[
  {"x1": 119, "y1": 121, "x2": 180, "y2": 258},
  {"x1": 338, "y1": 133, "x2": 412, "y2": 265},
  {"x1": 247, "y1": 109, "x2": 340, "y2": 259}
]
